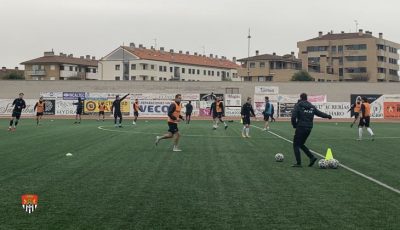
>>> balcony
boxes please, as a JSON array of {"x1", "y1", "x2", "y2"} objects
[
  {"x1": 27, "y1": 70, "x2": 46, "y2": 76},
  {"x1": 60, "y1": 71, "x2": 86, "y2": 79}
]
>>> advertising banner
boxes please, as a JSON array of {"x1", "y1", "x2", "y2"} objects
[
  {"x1": 350, "y1": 94, "x2": 384, "y2": 119},
  {"x1": 255, "y1": 86, "x2": 279, "y2": 95},
  {"x1": 44, "y1": 100, "x2": 56, "y2": 115},
  {"x1": 314, "y1": 102, "x2": 351, "y2": 119},
  {"x1": 62, "y1": 92, "x2": 87, "y2": 100},
  {"x1": 384, "y1": 102, "x2": 400, "y2": 118},
  {"x1": 0, "y1": 99, "x2": 36, "y2": 116}
]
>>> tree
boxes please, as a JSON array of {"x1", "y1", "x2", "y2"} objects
[
  {"x1": 3, "y1": 72, "x2": 24, "y2": 80},
  {"x1": 291, "y1": 70, "x2": 314, "y2": 81}
]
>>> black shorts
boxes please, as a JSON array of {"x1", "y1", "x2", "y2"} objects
[
  {"x1": 213, "y1": 112, "x2": 223, "y2": 119},
  {"x1": 134, "y1": 111, "x2": 139, "y2": 117},
  {"x1": 168, "y1": 123, "x2": 179, "y2": 134},
  {"x1": 359, "y1": 117, "x2": 370, "y2": 127},
  {"x1": 242, "y1": 116, "x2": 251, "y2": 125},
  {"x1": 186, "y1": 113, "x2": 192, "y2": 116},
  {"x1": 99, "y1": 111, "x2": 105, "y2": 115},
  {"x1": 76, "y1": 109, "x2": 83, "y2": 115},
  {"x1": 36, "y1": 112, "x2": 44, "y2": 116},
  {"x1": 264, "y1": 114, "x2": 271, "y2": 121},
  {"x1": 114, "y1": 112, "x2": 122, "y2": 118},
  {"x1": 12, "y1": 111, "x2": 21, "y2": 120},
  {"x1": 354, "y1": 112, "x2": 359, "y2": 119}
]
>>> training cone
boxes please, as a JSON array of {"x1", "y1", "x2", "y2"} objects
[
  {"x1": 240, "y1": 118, "x2": 243, "y2": 124},
  {"x1": 325, "y1": 148, "x2": 334, "y2": 160}
]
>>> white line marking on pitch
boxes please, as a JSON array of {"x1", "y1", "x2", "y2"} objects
[
  {"x1": 97, "y1": 126, "x2": 273, "y2": 139},
  {"x1": 251, "y1": 125, "x2": 400, "y2": 195}
]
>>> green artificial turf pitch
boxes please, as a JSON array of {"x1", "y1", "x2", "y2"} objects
[{"x1": 0, "y1": 118, "x2": 400, "y2": 229}]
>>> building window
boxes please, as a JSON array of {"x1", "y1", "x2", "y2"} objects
[
  {"x1": 131, "y1": 76, "x2": 136, "y2": 80},
  {"x1": 378, "y1": 68, "x2": 386, "y2": 74},
  {"x1": 69, "y1": 66, "x2": 73, "y2": 71},
  {"x1": 159, "y1": 66, "x2": 163, "y2": 71},
  {"x1": 151, "y1": 77, "x2": 155, "y2": 81},
  {"x1": 170, "y1": 67, "x2": 173, "y2": 72},
  {"x1": 258, "y1": 76, "x2": 266, "y2": 82},
  {"x1": 93, "y1": 68, "x2": 97, "y2": 73},
  {"x1": 60, "y1": 65, "x2": 65, "y2": 70},
  {"x1": 212, "y1": 71, "x2": 214, "y2": 76},
  {"x1": 150, "y1": 65, "x2": 154, "y2": 70},
  {"x1": 338, "y1": 46, "x2": 343, "y2": 53},
  {"x1": 331, "y1": 46, "x2": 337, "y2": 53},
  {"x1": 217, "y1": 71, "x2": 220, "y2": 76},
  {"x1": 378, "y1": 56, "x2": 387, "y2": 62},
  {"x1": 75, "y1": 67, "x2": 78, "y2": 71},
  {"x1": 142, "y1": 64, "x2": 148, "y2": 70},
  {"x1": 182, "y1": 68, "x2": 185, "y2": 74},
  {"x1": 345, "y1": 44, "x2": 367, "y2": 50},
  {"x1": 389, "y1": 58, "x2": 398, "y2": 64},
  {"x1": 339, "y1": 68, "x2": 343, "y2": 76},
  {"x1": 131, "y1": 64, "x2": 136, "y2": 70},
  {"x1": 197, "y1": 69, "x2": 200, "y2": 75},
  {"x1": 115, "y1": 76, "x2": 120, "y2": 80},
  {"x1": 389, "y1": 69, "x2": 398, "y2": 76},
  {"x1": 345, "y1": 67, "x2": 367, "y2": 73},
  {"x1": 115, "y1": 65, "x2": 120, "y2": 70},
  {"x1": 260, "y1": 62, "x2": 265, "y2": 68},
  {"x1": 308, "y1": 57, "x2": 320, "y2": 64},
  {"x1": 204, "y1": 70, "x2": 206, "y2": 75},
  {"x1": 123, "y1": 75, "x2": 129, "y2": 80},
  {"x1": 345, "y1": 56, "x2": 367, "y2": 61},
  {"x1": 188, "y1": 69, "x2": 191, "y2": 74},
  {"x1": 307, "y1": 46, "x2": 328, "y2": 52},
  {"x1": 163, "y1": 66, "x2": 167, "y2": 72},
  {"x1": 249, "y1": 62, "x2": 256, "y2": 68}
]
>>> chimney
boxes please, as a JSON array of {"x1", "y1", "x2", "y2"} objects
[
  {"x1": 210, "y1": 54, "x2": 213, "y2": 58},
  {"x1": 1, "y1": 67, "x2": 6, "y2": 71},
  {"x1": 318, "y1": 31, "x2": 323, "y2": 38},
  {"x1": 358, "y1": 29, "x2": 363, "y2": 36},
  {"x1": 186, "y1": 51, "x2": 190, "y2": 55},
  {"x1": 160, "y1": 47, "x2": 164, "y2": 51},
  {"x1": 80, "y1": 56, "x2": 84, "y2": 59},
  {"x1": 44, "y1": 51, "x2": 55, "y2": 57},
  {"x1": 233, "y1": 57, "x2": 237, "y2": 62},
  {"x1": 341, "y1": 31, "x2": 345, "y2": 34},
  {"x1": 273, "y1": 52, "x2": 276, "y2": 56},
  {"x1": 291, "y1": 51, "x2": 295, "y2": 56},
  {"x1": 379, "y1": 33, "x2": 383, "y2": 39},
  {"x1": 60, "y1": 52, "x2": 63, "y2": 56},
  {"x1": 170, "y1": 49, "x2": 174, "y2": 53},
  {"x1": 129, "y1": 42, "x2": 135, "y2": 47},
  {"x1": 255, "y1": 50, "x2": 259, "y2": 56},
  {"x1": 15, "y1": 67, "x2": 19, "y2": 70},
  {"x1": 69, "y1": 54, "x2": 73, "y2": 58},
  {"x1": 139, "y1": 44, "x2": 143, "y2": 48},
  {"x1": 86, "y1": 55, "x2": 90, "y2": 60},
  {"x1": 92, "y1": 56, "x2": 96, "y2": 60},
  {"x1": 194, "y1": 52, "x2": 198, "y2": 56},
  {"x1": 215, "y1": 55, "x2": 218, "y2": 59},
  {"x1": 179, "y1": 50, "x2": 183, "y2": 54}
]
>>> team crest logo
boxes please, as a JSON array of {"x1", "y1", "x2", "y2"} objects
[{"x1": 21, "y1": 194, "x2": 38, "y2": 214}]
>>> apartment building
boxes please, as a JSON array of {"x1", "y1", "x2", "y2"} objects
[
  {"x1": 298, "y1": 30, "x2": 400, "y2": 82},
  {"x1": 21, "y1": 51, "x2": 99, "y2": 80},
  {"x1": 99, "y1": 44, "x2": 240, "y2": 81},
  {"x1": 0, "y1": 67, "x2": 24, "y2": 79}
]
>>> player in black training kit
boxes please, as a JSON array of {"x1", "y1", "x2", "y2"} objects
[
  {"x1": 291, "y1": 93, "x2": 332, "y2": 167},
  {"x1": 241, "y1": 97, "x2": 256, "y2": 138},
  {"x1": 73, "y1": 97, "x2": 84, "y2": 124},
  {"x1": 111, "y1": 94, "x2": 130, "y2": 128},
  {"x1": 8, "y1": 93, "x2": 26, "y2": 131}
]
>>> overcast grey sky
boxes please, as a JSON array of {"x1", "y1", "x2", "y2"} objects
[{"x1": 1, "y1": 0, "x2": 399, "y2": 69}]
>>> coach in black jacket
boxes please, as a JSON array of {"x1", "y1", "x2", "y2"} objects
[{"x1": 291, "y1": 93, "x2": 332, "y2": 167}]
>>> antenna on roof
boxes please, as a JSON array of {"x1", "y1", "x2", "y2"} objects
[
  {"x1": 247, "y1": 28, "x2": 251, "y2": 81},
  {"x1": 154, "y1": 38, "x2": 157, "y2": 49},
  {"x1": 354, "y1": 20, "x2": 359, "y2": 32},
  {"x1": 202, "y1": 46, "x2": 205, "y2": 55}
]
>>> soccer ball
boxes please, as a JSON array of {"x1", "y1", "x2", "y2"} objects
[
  {"x1": 318, "y1": 159, "x2": 328, "y2": 169},
  {"x1": 327, "y1": 159, "x2": 339, "y2": 169},
  {"x1": 275, "y1": 153, "x2": 284, "y2": 162}
]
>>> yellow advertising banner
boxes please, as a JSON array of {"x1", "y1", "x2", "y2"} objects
[{"x1": 84, "y1": 100, "x2": 130, "y2": 113}]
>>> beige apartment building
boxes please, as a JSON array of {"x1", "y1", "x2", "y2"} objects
[
  {"x1": 21, "y1": 51, "x2": 99, "y2": 80},
  {"x1": 99, "y1": 43, "x2": 240, "y2": 81},
  {"x1": 298, "y1": 30, "x2": 400, "y2": 82},
  {"x1": 237, "y1": 50, "x2": 339, "y2": 82}
]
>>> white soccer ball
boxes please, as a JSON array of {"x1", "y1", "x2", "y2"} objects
[
  {"x1": 327, "y1": 159, "x2": 339, "y2": 169},
  {"x1": 66, "y1": 153, "x2": 73, "y2": 157},
  {"x1": 275, "y1": 153, "x2": 284, "y2": 162},
  {"x1": 318, "y1": 159, "x2": 328, "y2": 169}
]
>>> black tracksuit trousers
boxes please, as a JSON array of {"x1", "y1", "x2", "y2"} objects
[{"x1": 293, "y1": 127, "x2": 315, "y2": 165}]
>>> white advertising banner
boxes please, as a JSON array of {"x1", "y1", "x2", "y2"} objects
[
  {"x1": 0, "y1": 99, "x2": 37, "y2": 116},
  {"x1": 224, "y1": 94, "x2": 241, "y2": 107},
  {"x1": 254, "y1": 95, "x2": 278, "y2": 116},
  {"x1": 277, "y1": 95, "x2": 327, "y2": 103},
  {"x1": 384, "y1": 94, "x2": 400, "y2": 102},
  {"x1": 225, "y1": 107, "x2": 242, "y2": 117},
  {"x1": 255, "y1": 86, "x2": 279, "y2": 95},
  {"x1": 40, "y1": 92, "x2": 63, "y2": 99},
  {"x1": 129, "y1": 100, "x2": 171, "y2": 117},
  {"x1": 55, "y1": 100, "x2": 77, "y2": 115},
  {"x1": 314, "y1": 102, "x2": 351, "y2": 119}
]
